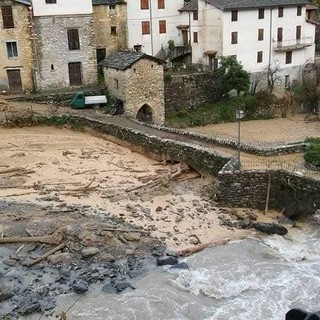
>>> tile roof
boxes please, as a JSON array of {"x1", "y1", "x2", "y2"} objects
[
  {"x1": 204, "y1": 0, "x2": 309, "y2": 10},
  {"x1": 180, "y1": 0, "x2": 198, "y2": 12},
  {"x1": 14, "y1": 0, "x2": 31, "y2": 5},
  {"x1": 99, "y1": 51, "x2": 162, "y2": 70}
]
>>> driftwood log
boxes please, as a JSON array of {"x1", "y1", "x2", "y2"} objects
[
  {"x1": 24, "y1": 243, "x2": 66, "y2": 267},
  {"x1": 0, "y1": 227, "x2": 66, "y2": 245}
]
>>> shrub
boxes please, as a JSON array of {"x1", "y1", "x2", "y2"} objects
[{"x1": 304, "y1": 138, "x2": 320, "y2": 170}]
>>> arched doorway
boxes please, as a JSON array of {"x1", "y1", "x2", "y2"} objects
[{"x1": 136, "y1": 104, "x2": 153, "y2": 123}]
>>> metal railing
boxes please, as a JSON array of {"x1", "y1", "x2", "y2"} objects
[{"x1": 274, "y1": 37, "x2": 313, "y2": 51}]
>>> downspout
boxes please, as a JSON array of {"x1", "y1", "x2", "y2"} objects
[
  {"x1": 28, "y1": 5, "x2": 39, "y2": 92},
  {"x1": 149, "y1": 0, "x2": 154, "y2": 56},
  {"x1": 188, "y1": 11, "x2": 191, "y2": 45},
  {"x1": 268, "y1": 7, "x2": 274, "y2": 87}
]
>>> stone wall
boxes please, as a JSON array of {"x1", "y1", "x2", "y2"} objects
[
  {"x1": 34, "y1": 15, "x2": 97, "y2": 90},
  {"x1": 93, "y1": 3, "x2": 127, "y2": 56},
  {"x1": 217, "y1": 162, "x2": 320, "y2": 218},
  {"x1": 164, "y1": 73, "x2": 214, "y2": 116},
  {"x1": 33, "y1": 114, "x2": 231, "y2": 176},
  {"x1": 0, "y1": 1, "x2": 34, "y2": 92}
]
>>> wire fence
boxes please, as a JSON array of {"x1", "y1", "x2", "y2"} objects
[{"x1": 241, "y1": 159, "x2": 320, "y2": 180}]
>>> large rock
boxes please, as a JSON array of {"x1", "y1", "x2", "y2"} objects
[
  {"x1": 81, "y1": 247, "x2": 100, "y2": 258},
  {"x1": 286, "y1": 308, "x2": 320, "y2": 320},
  {"x1": 157, "y1": 256, "x2": 179, "y2": 266},
  {"x1": 122, "y1": 233, "x2": 141, "y2": 241},
  {"x1": 72, "y1": 281, "x2": 89, "y2": 294},
  {"x1": 0, "y1": 287, "x2": 14, "y2": 302},
  {"x1": 252, "y1": 222, "x2": 288, "y2": 235}
]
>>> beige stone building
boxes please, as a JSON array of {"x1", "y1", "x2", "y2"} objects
[
  {"x1": 0, "y1": 0, "x2": 34, "y2": 93},
  {"x1": 92, "y1": 0, "x2": 127, "y2": 64},
  {"x1": 101, "y1": 51, "x2": 165, "y2": 125}
]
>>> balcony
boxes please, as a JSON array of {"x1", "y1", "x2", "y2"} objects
[
  {"x1": 170, "y1": 45, "x2": 192, "y2": 61},
  {"x1": 274, "y1": 37, "x2": 313, "y2": 51}
]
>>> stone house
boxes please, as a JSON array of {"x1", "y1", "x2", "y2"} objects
[
  {"x1": 100, "y1": 51, "x2": 165, "y2": 125},
  {"x1": 0, "y1": 0, "x2": 34, "y2": 93},
  {"x1": 92, "y1": 0, "x2": 127, "y2": 65},
  {"x1": 30, "y1": 0, "x2": 97, "y2": 90}
]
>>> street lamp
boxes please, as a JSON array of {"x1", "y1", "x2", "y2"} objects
[{"x1": 236, "y1": 109, "x2": 245, "y2": 169}]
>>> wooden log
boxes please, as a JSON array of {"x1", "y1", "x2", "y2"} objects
[
  {"x1": 24, "y1": 243, "x2": 65, "y2": 267},
  {"x1": 0, "y1": 228, "x2": 66, "y2": 245},
  {"x1": 101, "y1": 227, "x2": 150, "y2": 234}
]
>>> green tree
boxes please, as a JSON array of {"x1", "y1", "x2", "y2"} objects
[{"x1": 214, "y1": 56, "x2": 250, "y2": 100}]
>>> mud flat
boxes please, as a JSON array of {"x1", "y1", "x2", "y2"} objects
[{"x1": 0, "y1": 126, "x2": 282, "y2": 318}]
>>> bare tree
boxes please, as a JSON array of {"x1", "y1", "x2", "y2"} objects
[{"x1": 266, "y1": 60, "x2": 281, "y2": 93}]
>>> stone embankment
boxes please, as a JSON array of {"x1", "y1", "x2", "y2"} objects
[{"x1": 32, "y1": 111, "x2": 320, "y2": 218}]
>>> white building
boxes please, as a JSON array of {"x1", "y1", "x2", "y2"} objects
[
  {"x1": 31, "y1": 0, "x2": 97, "y2": 90},
  {"x1": 179, "y1": 0, "x2": 316, "y2": 88},
  {"x1": 126, "y1": 0, "x2": 189, "y2": 56}
]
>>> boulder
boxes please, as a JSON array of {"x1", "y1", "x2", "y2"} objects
[
  {"x1": 102, "y1": 283, "x2": 117, "y2": 294},
  {"x1": 72, "y1": 281, "x2": 89, "y2": 294},
  {"x1": 115, "y1": 282, "x2": 135, "y2": 293},
  {"x1": 252, "y1": 222, "x2": 288, "y2": 235},
  {"x1": 286, "y1": 308, "x2": 320, "y2": 320},
  {"x1": 157, "y1": 256, "x2": 179, "y2": 266},
  {"x1": 170, "y1": 262, "x2": 189, "y2": 270},
  {"x1": 123, "y1": 233, "x2": 141, "y2": 242},
  {"x1": 0, "y1": 287, "x2": 14, "y2": 302},
  {"x1": 81, "y1": 247, "x2": 100, "y2": 258}
]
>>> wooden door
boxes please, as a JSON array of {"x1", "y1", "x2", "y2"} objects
[
  {"x1": 7, "y1": 69, "x2": 22, "y2": 92},
  {"x1": 68, "y1": 62, "x2": 82, "y2": 86},
  {"x1": 182, "y1": 30, "x2": 188, "y2": 45}
]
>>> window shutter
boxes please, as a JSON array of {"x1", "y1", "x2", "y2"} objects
[
  {"x1": 2, "y1": 6, "x2": 14, "y2": 28},
  {"x1": 159, "y1": 20, "x2": 166, "y2": 34}
]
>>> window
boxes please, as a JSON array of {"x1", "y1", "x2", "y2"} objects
[
  {"x1": 231, "y1": 10, "x2": 238, "y2": 21},
  {"x1": 193, "y1": 11, "x2": 198, "y2": 20},
  {"x1": 96, "y1": 48, "x2": 106, "y2": 63},
  {"x1": 45, "y1": 0, "x2": 57, "y2": 3},
  {"x1": 296, "y1": 25, "x2": 301, "y2": 40},
  {"x1": 258, "y1": 28, "x2": 264, "y2": 41},
  {"x1": 277, "y1": 27, "x2": 283, "y2": 43},
  {"x1": 6, "y1": 41, "x2": 18, "y2": 58},
  {"x1": 111, "y1": 26, "x2": 117, "y2": 35},
  {"x1": 68, "y1": 29, "x2": 80, "y2": 50},
  {"x1": 258, "y1": 8, "x2": 264, "y2": 19},
  {"x1": 141, "y1": 0, "x2": 149, "y2": 10},
  {"x1": 159, "y1": 20, "x2": 166, "y2": 34},
  {"x1": 115, "y1": 79, "x2": 119, "y2": 89},
  {"x1": 257, "y1": 51, "x2": 263, "y2": 63},
  {"x1": 134, "y1": 45, "x2": 142, "y2": 52},
  {"x1": 158, "y1": 0, "x2": 165, "y2": 9},
  {"x1": 286, "y1": 51, "x2": 292, "y2": 64},
  {"x1": 297, "y1": 6, "x2": 302, "y2": 16},
  {"x1": 1, "y1": 6, "x2": 14, "y2": 28},
  {"x1": 142, "y1": 21, "x2": 150, "y2": 34},
  {"x1": 109, "y1": 4, "x2": 116, "y2": 10},
  {"x1": 193, "y1": 32, "x2": 198, "y2": 43},
  {"x1": 231, "y1": 32, "x2": 238, "y2": 44},
  {"x1": 278, "y1": 6, "x2": 284, "y2": 17}
]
